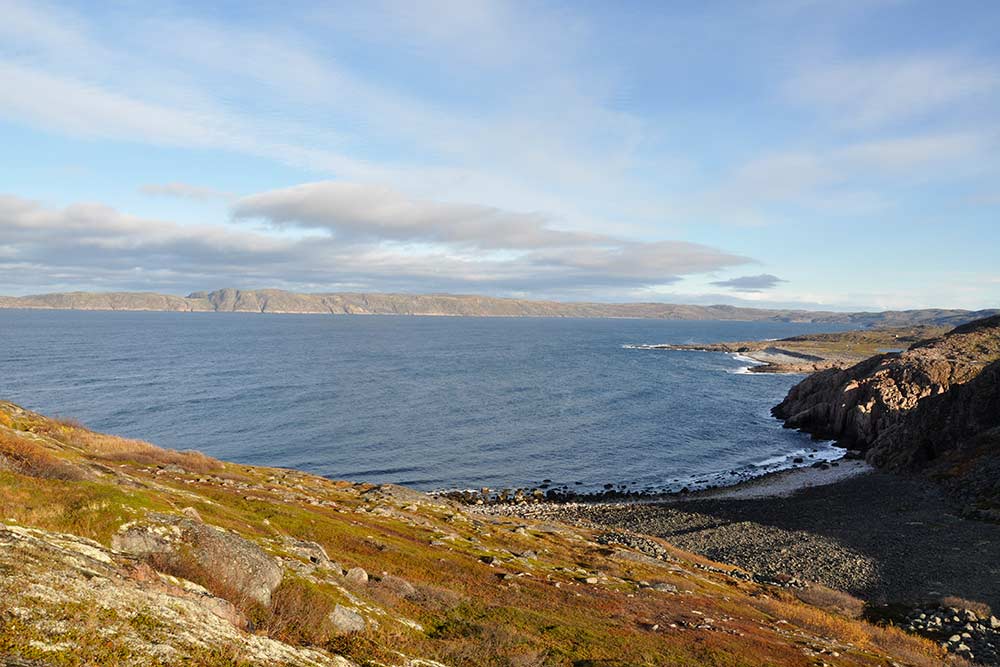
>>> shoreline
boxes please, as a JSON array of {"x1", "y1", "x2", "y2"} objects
[{"x1": 433, "y1": 445, "x2": 854, "y2": 506}]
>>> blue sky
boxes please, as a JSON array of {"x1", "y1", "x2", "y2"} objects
[{"x1": 1, "y1": 0, "x2": 998, "y2": 310}]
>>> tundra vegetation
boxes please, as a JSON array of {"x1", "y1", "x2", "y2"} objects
[{"x1": 0, "y1": 401, "x2": 965, "y2": 666}]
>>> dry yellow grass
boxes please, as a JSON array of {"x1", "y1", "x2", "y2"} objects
[
  {"x1": 65, "y1": 426, "x2": 221, "y2": 473},
  {"x1": 794, "y1": 584, "x2": 866, "y2": 619}
]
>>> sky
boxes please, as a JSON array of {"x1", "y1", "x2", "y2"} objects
[{"x1": 1, "y1": 0, "x2": 998, "y2": 311}]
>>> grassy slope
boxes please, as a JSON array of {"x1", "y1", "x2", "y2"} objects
[{"x1": 0, "y1": 401, "x2": 961, "y2": 667}]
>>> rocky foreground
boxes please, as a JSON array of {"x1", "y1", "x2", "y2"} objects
[
  {"x1": 0, "y1": 401, "x2": 970, "y2": 667},
  {"x1": 1, "y1": 287, "x2": 997, "y2": 326},
  {"x1": 773, "y1": 314, "x2": 1000, "y2": 515}
]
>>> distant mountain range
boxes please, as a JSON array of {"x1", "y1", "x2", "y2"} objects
[{"x1": 0, "y1": 288, "x2": 996, "y2": 327}]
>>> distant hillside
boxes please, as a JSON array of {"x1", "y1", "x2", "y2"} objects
[{"x1": 1, "y1": 287, "x2": 996, "y2": 327}]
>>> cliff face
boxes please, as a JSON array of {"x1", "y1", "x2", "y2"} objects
[
  {"x1": 2, "y1": 287, "x2": 997, "y2": 325},
  {"x1": 773, "y1": 315, "x2": 1000, "y2": 506}
]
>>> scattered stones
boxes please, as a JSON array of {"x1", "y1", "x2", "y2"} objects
[
  {"x1": 595, "y1": 531, "x2": 674, "y2": 562},
  {"x1": 901, "y1": 605, "x2": 999, "y2": 664}
]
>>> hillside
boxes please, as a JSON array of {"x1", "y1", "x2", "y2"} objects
[
  {"x1": 773, "y1": 315, "x2": 1000, "y2": 513},
  {"x1": 0, "y1": 401, "x2": 960, "y2": 667},
  {"x1": 0, "y1": 288, "x2": 996, "y2": 326}
]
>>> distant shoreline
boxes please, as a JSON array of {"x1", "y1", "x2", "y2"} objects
[
  {"x1": 1, "y1": 288, "x2": 996, "y2": 327},
  {"x1": 625, "y1": 324, "x2": 950, "y2": 373}
]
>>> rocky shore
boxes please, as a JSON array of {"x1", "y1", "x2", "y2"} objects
[{"x1": 481, "y1": 461, "x2": 1000, "y2": 663}]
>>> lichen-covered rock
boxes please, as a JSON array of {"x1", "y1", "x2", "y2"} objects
[
  {"x1": 329, "y1": 605, "x2": 366, "y2": 634},
  {"x1": 112, "y1": 513, "x2": 282, "y2": 606},
  {"x1": 0, "y1": 523, "x2": 348, "y2": 666},
  {"x1": 284, "y1": 537, "x2": 341, "y2": 572}
]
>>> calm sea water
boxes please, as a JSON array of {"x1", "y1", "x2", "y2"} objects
[{"x1": 0, "y1": 311, "x2": 849, "y2": 493}]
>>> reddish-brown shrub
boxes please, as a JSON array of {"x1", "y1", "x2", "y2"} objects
[{"x1": 0, "y1": 431, "x2": 85, "y2": 481}]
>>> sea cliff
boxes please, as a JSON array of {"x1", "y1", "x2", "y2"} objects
[{"x1": 773, "y1": 315, "x2": 1000, "y2": 514}]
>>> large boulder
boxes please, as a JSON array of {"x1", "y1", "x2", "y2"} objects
[{"x1": 113, "y1": 513, "x2": 282, "y2": 606}]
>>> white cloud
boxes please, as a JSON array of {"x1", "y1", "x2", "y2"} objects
[
  {"x1": 834, "y1": 132, "x2": 988, "y2": 170},
  {"x1": 233, "y1": 182, "x2": 600, "y2": 249}
]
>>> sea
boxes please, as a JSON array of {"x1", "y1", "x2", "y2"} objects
[{"x1": 0, "y1": 310, "x2": 850, "y2": 495}]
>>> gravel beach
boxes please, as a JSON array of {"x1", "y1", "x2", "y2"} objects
[{"x1": 484, "y1": 462, "x2": 1000, "y2": 610}]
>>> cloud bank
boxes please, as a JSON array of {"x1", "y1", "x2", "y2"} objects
[{"x1": 0, "y1": 185, "x2": 751, "y2": 296}]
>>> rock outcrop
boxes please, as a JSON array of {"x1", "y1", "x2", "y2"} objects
[
  {"x1": 113, "y1": 513, "x2": 283, "y2": 606},
  {"x1": 773, "y1": 315, "x2": 1000, "y2": 506}
]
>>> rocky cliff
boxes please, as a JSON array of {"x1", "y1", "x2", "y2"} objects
[
  {"x1": 1, "y1": 287, "x2": 996, "y2": 326},
  {"x1": 0, "y1": 401, "x2": 957, "y2": 666},
  {"x1": 773, "y1": 315, "x2": 1000, "y2": 509}
]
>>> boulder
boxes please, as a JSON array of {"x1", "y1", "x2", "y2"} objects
[
  {"x1": 113, "y1": 513, "x2": 282, "y2": 606},
  {"x1": 345, "y1": 567, "x2": 368, "y2": 585},
  {"x1": 284, "y1": 537, "x2": 341, "y2": 572},
  {"x1": 329, "y1": 604, "x2": 365, "y2": 634}
]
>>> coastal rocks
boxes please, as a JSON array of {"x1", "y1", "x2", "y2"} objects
[
  {"x1": 874, "y1": 360, "x2": 1000, "y2": 478},
  {"x1": 773, "y1": 315, "x2": 1000, "y2": 500},
  {"x1": 595, "y1": 531, "x2": 675, "y2": 562},
  {"x1": 112, "y1": 513, "x2": 283, "y2": 607},
  {"x1": 901, "y1": 605, "x2": 1000, "y2": 665}
]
